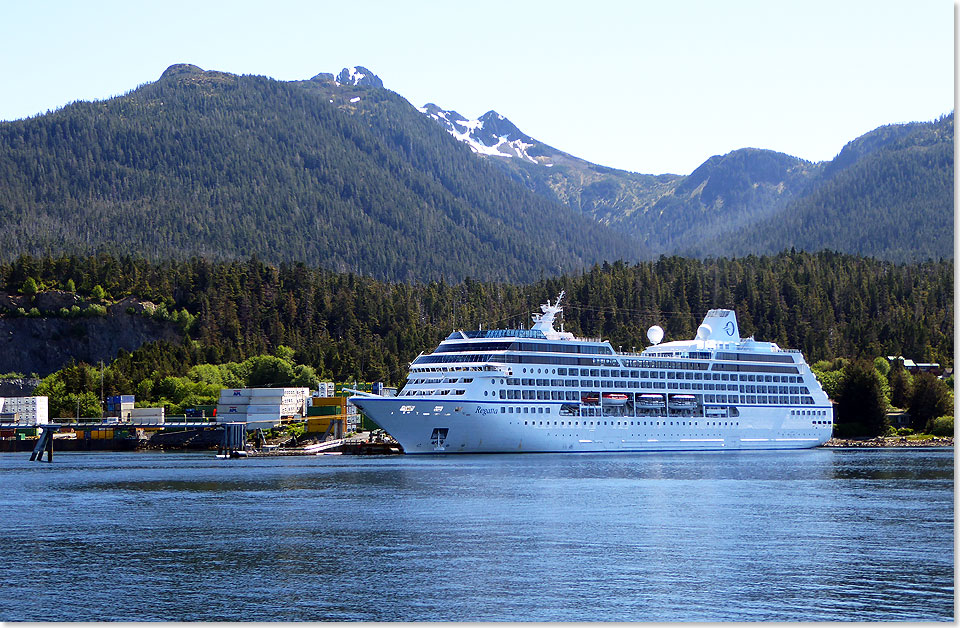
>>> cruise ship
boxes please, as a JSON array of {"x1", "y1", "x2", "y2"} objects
[{"x1": 349, "y1": 293, "x2": 833, "y2": 453}]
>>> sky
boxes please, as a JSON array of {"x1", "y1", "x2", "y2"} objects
[{"x1": 0, "y1": 0, "x2": 953, "y2": 175}]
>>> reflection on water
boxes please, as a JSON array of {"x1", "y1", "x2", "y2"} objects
[{"x1": 0, "y1": 448, "x2": 952, "y2": 621}]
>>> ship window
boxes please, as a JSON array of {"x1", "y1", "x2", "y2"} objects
[{"x1": 546, "y1": 408, "x2": 551, "y2": 414}]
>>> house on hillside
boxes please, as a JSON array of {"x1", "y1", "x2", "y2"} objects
[{"x1": 886, "y1": 356, "x2": 942, "y2": 376}]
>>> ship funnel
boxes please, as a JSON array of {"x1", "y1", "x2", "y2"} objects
[
  {"x1": 697, "y1": 309, "x2": 740, "y2": 342},
  {"x1": 647, "y1": 325, "x2": 664, "y2": 345}
]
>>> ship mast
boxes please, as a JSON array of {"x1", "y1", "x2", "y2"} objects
[{"x1": 531, "y1": 291, "x2": 573, "y2": 340}]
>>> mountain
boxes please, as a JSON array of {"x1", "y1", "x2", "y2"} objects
[
  {"x1": 0, "y1": 61, "x2": 949, "y2": 279},
  {"x1": 0, "y1": 64, "x2": 643, "y2": 283},
  {"x1": 690, "y1": 115, "x2": 954, "y2": 261},
  {"x1": 421, "y1": 103, "x2": 952, "y2": 261}
]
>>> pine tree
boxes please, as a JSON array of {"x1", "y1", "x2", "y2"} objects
[{"x1": 836, "y1": 360, "x2": 889, "y2": 437}]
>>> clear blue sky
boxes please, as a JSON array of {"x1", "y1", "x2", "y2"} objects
[{"x1": 1, "y1": 0, "x2": 953, "y2": 174}]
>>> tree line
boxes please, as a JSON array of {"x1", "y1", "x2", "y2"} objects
[{"x1": 1, "y1": 251, "x2": 951, "y2": 394}]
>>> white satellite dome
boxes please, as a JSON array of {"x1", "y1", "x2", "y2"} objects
[
  {"x1": 647, "y1": 325, "x2": 664, "y2": 345},
  {"x1": 696, "y1": 323, "x2": 712, "y2": 340}
]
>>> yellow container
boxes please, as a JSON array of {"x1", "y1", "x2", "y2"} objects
[
  {"x1": 311, "y1": 397, "x2": 347, "y2": 408},
  {"x1": 306, "y1": 417, "x2": 344, "y2": 433}
]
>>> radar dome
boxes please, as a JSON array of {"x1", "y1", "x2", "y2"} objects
[
  {"x1": 696, "y1": 323, "x2": 712, "y2": 340},
  {"x1": 647, "y1": 325, "x2": 664, "y2": 345}
]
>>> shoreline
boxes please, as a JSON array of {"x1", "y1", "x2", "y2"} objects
[{"x1": 822, "y1": 436, "x2": 953, "y2": 448}]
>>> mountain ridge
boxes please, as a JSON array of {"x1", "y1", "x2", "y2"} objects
[
  {"x1": 419, "y1": 98, "x2": 952, "y2": 261},
  {"x1": 0, "y1": 64, "x2": 643, "y2": 283},
  {"x1": 0, "y1": 61, "x2": 950, "y2": 283}
]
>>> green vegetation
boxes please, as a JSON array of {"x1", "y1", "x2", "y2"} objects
[
  {"x1": 0, "y1": 63, "x2": 948, "y2": 287},
  {"x1": 813, "y1": 358, "x2": 953, "y2": 439},
  {"x1": 907, "y1": 373, "x2": 954, "y2": 432},
  {"x1": 682, "y1": 115, "x2": 954, "y2": 262},
  {"x1": 927, "y1": 416, "x2": 954, "y2": 437},
  {"x1": 4, "y1": 251, "x2": 951, "y2": 431},
  {"x1": 0, "y1": 66, "x2": 638, "y2": 283},
  {"x1": 834, "y1": 359, "x2": 889, "y2": 437},
  {"x1": 34, "y1": 347, "x2": 320, "y2": 417},
  {"x1": 22, "y1": 277, "x2": 37, "y2": 295}
]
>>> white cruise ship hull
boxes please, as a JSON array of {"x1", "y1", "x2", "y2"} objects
[{"x1": 350, "y1": 397, "x2": 832, "y2": 454}]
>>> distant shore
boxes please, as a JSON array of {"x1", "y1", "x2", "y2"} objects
[{"x1": 822, "y1": 436, "x2": 953, "y2": 448}]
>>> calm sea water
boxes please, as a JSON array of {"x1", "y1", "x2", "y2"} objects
[{"x1": 0, "y1": 448, "x2": 952, "y2": 622}]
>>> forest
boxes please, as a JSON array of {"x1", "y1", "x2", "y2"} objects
[
  {"x1": 1, "y1": 250, "x2": 951, "y2": 388},
  {"x1": 0, "y1": 67, "x2": 637, "y2": 283}
]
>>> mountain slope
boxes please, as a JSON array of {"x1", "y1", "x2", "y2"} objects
[
  {"x1": 421, "y1": 102, "x2": 952, "y2": 261},
  {"x1": 0, "y1": 64, "x2": 642, "y2": 282},
  {"x1": 689, "y1": 114, "x2": 954, "y2": 261}
]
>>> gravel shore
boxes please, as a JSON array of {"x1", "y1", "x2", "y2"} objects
[{"x1": 822, "y1": 436, "x2": 953, "y2": 448}]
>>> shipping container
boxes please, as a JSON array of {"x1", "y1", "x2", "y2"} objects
[
  {"x1": 306, "y1": 417, "x2": 343, "y2": 433},
  {"x1": 307, "y1": 405, "x2": 342, "y2": 416},
  {"x1": 311, "y1": 396, "x2": 347, "y2": 406},
  {"x1": 131, "y1": 407, "x2": 165, "y2": 417}
]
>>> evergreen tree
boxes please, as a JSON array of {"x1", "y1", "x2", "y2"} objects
[
  {"x1": 836, "y1": 360, "x2": 888, "y2": 437},
  {"x1": 22, "y1": 277, "x2": 37, "y2": 295},
  {"x1": 908, "y1": 373, "x2": 953, "y2": 431},
  {"x1": 888, "y1": 363, "x2": 913, "y2": 409}
]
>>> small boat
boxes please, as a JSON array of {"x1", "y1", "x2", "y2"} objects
[
  {"x1": 581, "y1": 393, "x2": 600, "y2": 404},
  {"x1": 601, "y1": 393, "x2": 628, "y2": 406},
  {"x1": 668, "y1": 394, "x2": 698, "y2": 409},
  {"x1": 637, "y1": 394, "x2": 666, "y2": 407}
]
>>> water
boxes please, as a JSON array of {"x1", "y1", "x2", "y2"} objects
[{"x1": 0, "y1": 448, "x2": 952, "y2": 621}]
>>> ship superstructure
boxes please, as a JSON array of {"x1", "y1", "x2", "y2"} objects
[{"x1": 350, "y1": 293, "x2": 833, "y2": 453}]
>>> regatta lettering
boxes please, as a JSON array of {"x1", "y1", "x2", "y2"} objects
[{"x1": 475, "y1": 406, "x2": 499, "y2": 415}]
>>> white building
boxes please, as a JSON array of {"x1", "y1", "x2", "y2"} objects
[
  {"x1": 216, "y1": 387, "x2": 310, "y2": 430},
  {"x1": 0, "y1": 396, "x2": 49, "y2": 425}
]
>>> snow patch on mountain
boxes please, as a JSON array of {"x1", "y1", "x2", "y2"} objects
[{"x1": 420, "y1": 103, "x2": 545, "y2": 165}]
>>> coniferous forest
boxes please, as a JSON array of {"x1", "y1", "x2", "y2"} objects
[{"x1": 1, "y1": 252, "x2": 951, "y2": 392}]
